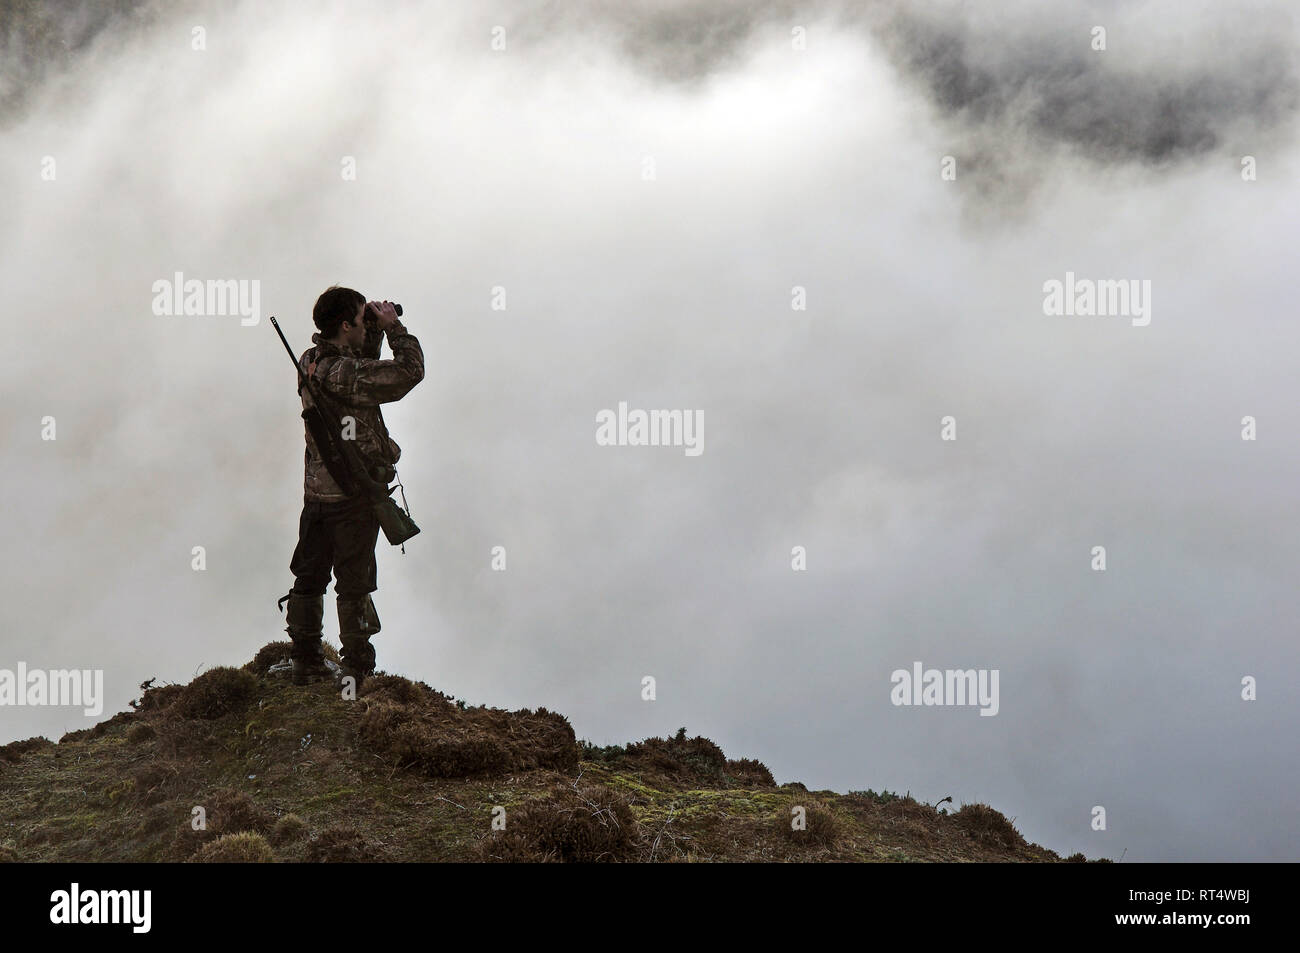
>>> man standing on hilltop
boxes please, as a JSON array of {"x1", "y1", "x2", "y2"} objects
[{"x1": 278, "y1": 286, "x2": 424, "y2": 690}]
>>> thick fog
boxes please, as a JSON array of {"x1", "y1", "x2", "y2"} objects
[{"x1": 2, "y1": 0, "x2": 1297, "y2": 861}]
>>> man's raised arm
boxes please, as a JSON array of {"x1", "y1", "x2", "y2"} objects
[
  {"x1": 319, "y1": 303, "x2": 424, "y2": 406},
  {"x1": 360, "y1": 314, "x2": 384, "y2": 360}
]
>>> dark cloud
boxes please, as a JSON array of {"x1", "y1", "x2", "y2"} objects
[
  {"x1": 612, "y1": 0, "x2": 799, "y2": 85},
  {"x1": 0, "y1": 0, "x2": 148, "y2": 118},
  {"x1": 865, "y1": 0, "x2": 1300, "y2": 165},
  {"x1": 10, "y1": 0, "x2": 1297, "y2": 169}
]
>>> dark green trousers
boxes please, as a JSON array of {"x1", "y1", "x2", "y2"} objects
[
  {"x1": 289, "y1": 496, "x2": 379, "y2": 599},
  {"x1": 288, "y1": 496, "x2": 381, "y2": 672}
]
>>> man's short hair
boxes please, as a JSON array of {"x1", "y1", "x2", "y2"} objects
[{"x1": 313, "y1": 285, "x2": 365, "y2": 338}]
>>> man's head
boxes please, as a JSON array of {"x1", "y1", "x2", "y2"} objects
[{"x1": 313, "y1": 285, "x2": 367, "y2": 350}]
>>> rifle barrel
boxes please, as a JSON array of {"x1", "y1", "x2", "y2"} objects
[{"x1": 268, "y1": 317, "x2": 305, "y2": 378}]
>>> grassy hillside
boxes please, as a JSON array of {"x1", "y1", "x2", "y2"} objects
[{"x1": 0, "y1": 642, "x2": 1100, "y2": 862}]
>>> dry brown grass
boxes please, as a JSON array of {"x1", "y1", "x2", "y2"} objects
[
  {"x1": 0, "y1": 736, "x2": 53, "y2": 764},
  {"x1": 305, "y1": 824, "x2": 381, "y2": 862},
  {"x1": 173, "y1": 667, "x2": 259, "y2": 720},
  {"x1": 587, "y1": 729, "x2": 777, "y2": 791},
  {"x1": 358, "y1": 675, "x2": 579, "y2": 779},
  {"x1": 478, "y1": 781, "x2": 641, "y2": 862},
  {"x1": 774, "y1": 797, "x2": 841, "y2": 847},
  {"x1": 126, "y1": 722, "x2": 156, "y2": 743},
  {"x1": 270, "y1": 814, "x2": 307, "y2": 846},
  {"x1": 953, "y1": 802, "x2": 1029, "y2": 851},
  {"x1": 189, "y1": 832, "x2": 275, "y2": 863}
]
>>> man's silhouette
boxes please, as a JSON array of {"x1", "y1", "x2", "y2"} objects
[{"x1": 279, "y1": 286, "x2": 424, "y2": 689}]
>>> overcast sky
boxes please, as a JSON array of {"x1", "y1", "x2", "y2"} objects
[{"x1": 2, "y1": 0, "x2": 1297, "y2": 862}]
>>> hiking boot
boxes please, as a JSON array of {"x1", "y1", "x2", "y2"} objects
[
  {"x1": 336, "y1": 595, "x2": 380, "y2": 694},
  {"x1": 292, "y1": 651, "x2": 340, "y2": 686},
  {"x1": 333, "y1": 663, "x2": 368, "y2": 693},
  {"x1": 280, "y1": 591, "x2": 330, "y2": 685}
]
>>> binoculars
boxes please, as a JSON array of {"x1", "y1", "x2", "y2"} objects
[{"x1": 364, "y1": 302, "x2": 404, "y2": 324}]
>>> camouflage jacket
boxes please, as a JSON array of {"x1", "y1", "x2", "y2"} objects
[{"x1": 297, "y1": 317, "x2": 424, "y2": 502}]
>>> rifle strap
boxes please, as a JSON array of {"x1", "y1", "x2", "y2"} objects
[{"x1": 297, "y1": 353, "x2": 362, "y2": 498}]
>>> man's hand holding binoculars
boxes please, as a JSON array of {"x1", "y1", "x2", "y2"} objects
[{"x1": 365, "y1": 300, "x2": 403, "y2": 333}]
